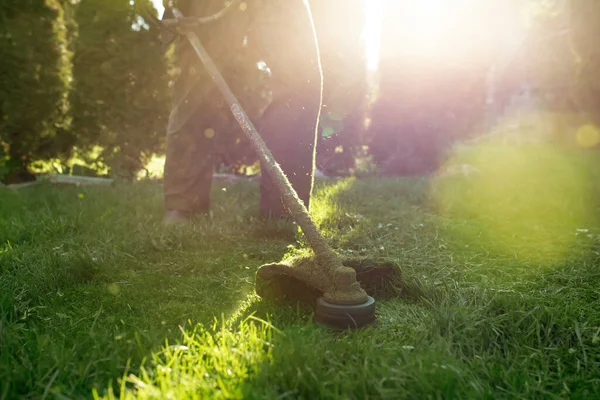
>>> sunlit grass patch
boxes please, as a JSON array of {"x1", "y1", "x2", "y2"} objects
[
  {"x1": 97, "y1": 317, "x2": 279, "y2": 400},
  {"x1": 309, "y1": 177, "x2": 357, "y2": 232}
]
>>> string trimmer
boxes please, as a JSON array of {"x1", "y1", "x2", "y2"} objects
[{"x1": 162, "y1": 7, "x2": 400, "y2": 330}]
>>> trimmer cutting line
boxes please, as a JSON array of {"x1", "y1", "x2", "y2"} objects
[{"x1": 161, "y1": 7, "x2": 400, "y2": 330}]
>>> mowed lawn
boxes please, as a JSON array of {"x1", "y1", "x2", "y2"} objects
[{"x1": 1, "y1": 144, "x2": 600, "y2": 399}]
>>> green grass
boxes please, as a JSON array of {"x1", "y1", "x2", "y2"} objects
[{"x1": 1, "y1": 144, "x2": 600, "y2": 399}]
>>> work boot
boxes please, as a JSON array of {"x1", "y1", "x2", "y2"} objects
[{"x1": 163, "y1": 210, "x2": 193, "y2": 226}]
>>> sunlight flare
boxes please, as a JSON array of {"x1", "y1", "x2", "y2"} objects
[
  {"x1": 363, "y1": 0, "x2": 384, "y2": 71},
  {"x1": 379, "y1": 0, "x2": 523, "y2": 64},
  {"x1": 433, "y1": 133, "x2": 595, "y2": 265},
  {"x1": 151, "y1": 0, "x2": 164, "y2": 18}
]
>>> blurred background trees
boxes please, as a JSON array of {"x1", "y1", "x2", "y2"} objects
[
  {"x1": 366, "y1": 0, "x2": 522, "y2": 175},
  {"x1": 569, "y1": 0, "x2": 600, "y2": 124},
  {"x1": 0, "y1": 0, "x2": 170, "y2": 182},
  {"x1": 491, "y1": 0, "x2": 600, "y2": 148},
  {"x1": 0, "y1": 0, "x2": 598, "y2": 184},
  {"x1": 531, "y1": 0, "x2": 600, "y2": 125},
  {"x1": 0, "y1": 0, "x2": 72, "y2": 183},
  {"x1": 69, "y1": 0, "x2": 171, "y2": 180}
]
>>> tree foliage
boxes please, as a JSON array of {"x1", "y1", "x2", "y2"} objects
[
  {"x1": 0, "y1": 0, "x2": 72, "y2": 182},
  {"x1": 566, "y1": 0, "x2": 600, "y2": 122},
  {"x1": 0, "y1": 0, "x2": 172, "y2": 182},
  {"x1": 70, "y1": 0, "x2": 171, "y2": 179},
  {"x1": 510, "y1": 0, "x2": 600, "y2": 147},
  {"x1": 530, "y1": 0, "x2": 600, "y2": 119}
]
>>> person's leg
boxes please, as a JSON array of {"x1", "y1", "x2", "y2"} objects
[
  {"x1": 257, "y1": 88, "x2": 321, "y2": 218},
  {"x1": 249, "y1": 0, "x2": 323, "y2": 219},
  {"x1": 163, "y1": 110, "x2": 215, "y2": 222},
  {"x1": 162, "y1": 0, "x2": 255, "y2": 222}
]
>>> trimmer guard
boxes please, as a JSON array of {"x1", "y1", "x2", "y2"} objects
[{"x1": 255, "y1": 255, "x2": 402, "y2": 306}]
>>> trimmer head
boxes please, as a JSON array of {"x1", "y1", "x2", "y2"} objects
[
  {"x1": 315, "y1": 296, "x2": 377, "y2": 331},
  {"x1": 255, "y1": 256, "x2": 401, "y2": 330}
]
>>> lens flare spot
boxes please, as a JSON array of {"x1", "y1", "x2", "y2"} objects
[
  {"x1": 576, "y1": 124, "x2": 600, "y2": 148},
  {"x1": 204, "y1": 128, "x2": 216, "y2": 139},
  {"x1": 107, "y1": 283, "x2": 121, "y2": 296},
  {"x1": 433, "y1": 142, "x2": 593, "y2": 264}
]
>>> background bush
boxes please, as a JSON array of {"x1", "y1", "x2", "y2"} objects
[{"x1": 0, "y1": 0, "x2": 72, "y2": 183}]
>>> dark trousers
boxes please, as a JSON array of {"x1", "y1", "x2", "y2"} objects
[{"x1": 164, "y1": 0, "x2": 322, "y2": 218}]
